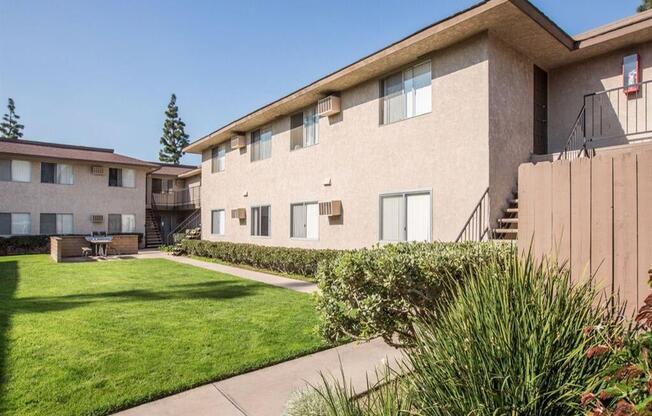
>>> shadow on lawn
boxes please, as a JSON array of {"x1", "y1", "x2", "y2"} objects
[
  {"x1": 0, "y1": 261, "x2": 18, "y2": 408},
  {"x1": 9, "y1": 279, "x2": 257, "y2": 314}
]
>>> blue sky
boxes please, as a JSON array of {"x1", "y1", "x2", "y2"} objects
[{"x1": 0, "y1": 0, "x2": 642, "y2": 164}]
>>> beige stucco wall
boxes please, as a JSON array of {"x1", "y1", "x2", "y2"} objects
[
  {"x1": 488, "y1": 35, "x2": 534, "y2": 222},
  {"x1": 548, "y1": 41, "x2": 652, "y2": 153},
  {"x1": 0, "y1": 157, "x2": 147, "y2": 235},
  {"x1": 200, "y1": 34, "x2": 493, "y2": 249}
]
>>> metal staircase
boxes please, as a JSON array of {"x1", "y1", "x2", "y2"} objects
[{"x1": 145, "y1": 205, "x2": 163, "y2": 248}]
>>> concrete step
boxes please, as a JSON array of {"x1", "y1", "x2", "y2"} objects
[
  {"x1": 498, "y1": 218, "x2": 518, "y2": 224},
  {"x1": 494, "y1": 228, "x2": 518, "y2": 234},
  {"x1": 504, "y1": 207, "x2": 519, "y2": 214}
]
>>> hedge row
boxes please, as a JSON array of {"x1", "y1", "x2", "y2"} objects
[
  {"x1": 315, "y1": 241, "x2": 514, "y2": 347},
  {"x1": 0, "y1": 235, "x2": 50, "y2": 256},
  {"x1": 0, "y1": 233, "x2": 144, "y2": 256},
  {"x1": 179, "y1": 239, "x2": 344, "y2": 277}
]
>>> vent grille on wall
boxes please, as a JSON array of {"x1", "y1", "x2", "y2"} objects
[
  {"x1": 317, "y1": 95, "x2": 341, "y2": 117},
  {"x1": 231, "y1": 208, "x2": 246, "y2": 220},
  {"x1": 91, "y1": 166, "x2": 105, "y2": 176},
  {"x1": 230, "y1": 135, "x2": 246, "y2": 150},
  {"x1": 319, "y1": 200, "x2": 342, "y2": 216},
  {"x1": 91, "y1": 214, "x2": 104, "y2": 223}
]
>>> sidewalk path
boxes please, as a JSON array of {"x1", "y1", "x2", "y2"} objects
[
  {"x1": 114, "y1": 338, "x2": 402, "y2": 416},
  {"x1": 134, "y1": 251, "x2": 318, "y2": 294}
]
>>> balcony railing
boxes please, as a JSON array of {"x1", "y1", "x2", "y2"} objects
[
  {"x1": 151, "y1": 186, "x2": 200, "y2": 209},
  {"x1": 560, "y1": 80, "x2": 652, "y2": 160}
]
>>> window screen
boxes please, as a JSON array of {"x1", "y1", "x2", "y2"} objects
[
  {"x1": 0, "y1": 160, "x2": 10, "y2": 181},
  {"x1": 109, "y1": 168, "x2": 122, "y2": 187},
  {"x1": 108, "y1": 214, "x2": 121, "y2": 233},
  {"x1": 0, "y1": 213, "x2": 10, "y2": 235},
  {"x1": 40, "y1": 213, "x2": 57, "y2": 235},
  {"x1": 41, "y1": 162, "x2": 56, "y2": 183}
]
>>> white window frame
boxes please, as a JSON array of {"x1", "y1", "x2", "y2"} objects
[
  {"x1": 121, "y1": 214, "x2": 136, "y2": 233},
  {"x1": 381, "y1": 60, "x2": 432, "y2": 125},
  {"x1": 290, "y1": 201, "x2": 319, "y2": 240},
  {"x1": 250, "y1": 205, "x2": 271, "y2": 237},
  {"x1": 379, "y1": 190, "x2": 432, "y2": 242},
  {"x1": 211, "y1": 209, "x2": 226, "y2": 235}
]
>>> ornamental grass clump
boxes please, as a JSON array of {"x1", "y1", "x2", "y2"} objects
[{"x1": 404, "y1": 254, "x2": 621, "y2": 416}]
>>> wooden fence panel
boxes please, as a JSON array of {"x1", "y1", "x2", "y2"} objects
[
  {"x1": 518, "y1": 163, "x2": 535, "y2": 256},
  {"x1": 570, "y1": 158, "x2": 592, "y2": 281},
  {"x1": 590, "y1": 155, "x2": 613, "y2": 295},
  {"x1": 533, "y1": 162, "x2": 552, "y2": 263},
  {"x1": 638, "y1": 151, "x2": 652, "y2": 309},
  {"x1": 551, "y1": 161, "x2": 571, "y2": 265},
  {"x1": 613, "y1": 152, "x2": 638, "y2": 313},
  {"x1": 518, "y1": 148, "x2": 652, "y2": 313}
]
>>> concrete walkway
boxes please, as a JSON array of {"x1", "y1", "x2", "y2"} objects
[
  {"x1": 135, "y1": 251, "x2": 318, "y2": 294},
  {"x1": 114, "y1": 338, "x2": 403, "y2": 416}
]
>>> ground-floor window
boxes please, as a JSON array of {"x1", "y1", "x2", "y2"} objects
[
  {"x1": 251, "y1": 205, "x2": 270, "y2": 236},
  {"x1": 380, "y1": 191, "x2": 431, "y2": 242},
  {"x1": 290, "y1": 202, "x2": 318, "y2": 239},
  {"x1": 108, "y1": 214, "x2": 135, "y2": 233},
  {"x1": 40, "y1": 213, "x2": 74, "y2": 234},
  {"x1": 211, "y1": 209, "x2": 225, "y2": 235},
  {"x1": 0, "y1": 213, "x2": 31, "y2": 235}
]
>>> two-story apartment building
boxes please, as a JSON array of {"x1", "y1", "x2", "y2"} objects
[
  {"x1": 185, "y1": 0, "x2": 652, "y2": 249},
  {"x1": 0, "y1": 139, "x2": 157, "y2": 238}
]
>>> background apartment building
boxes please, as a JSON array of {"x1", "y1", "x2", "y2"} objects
[
  {"x1": 184, "y1": 0, "x2": 652, "y2": 250},
  {"x1": 0, "y1": 139, "x2": 156, "y2": 237}
]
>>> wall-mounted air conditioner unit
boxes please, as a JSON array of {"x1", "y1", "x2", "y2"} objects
[
  {"x1": 230, "y1": 135, "x2": 246, "y2": 150},
  {"x1": 231, "y1": 208, "x2": 246, "y2": 220},
  {"x1": 317, "y1": 95, "x2": 341, "y2": 117},
  {"x1": 319, "y1": 200, "x2": 342, "y2": 217},
  {"x1": 91, "y1": 214, "x2": 104, "y2": 223},
  {"x1": 91, "y1": 166, "x2": 105, "y2": 176}
]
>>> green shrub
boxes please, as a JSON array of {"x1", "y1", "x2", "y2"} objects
[
  {"x1": 0, "y1": 235, "x2": 50, "y2": 256},
  {"x1": 179, "y1": 239, "x2": 344, "y2": 277},
  {"x1": 580, "y1": 271, "x2": 652, "y2": 415},
  {"x1": 404, "y1": 254, "x2": 620, "y2": 416},
  {"x1": 315, "y1": 242, "x2": 512, "y2": 347}
]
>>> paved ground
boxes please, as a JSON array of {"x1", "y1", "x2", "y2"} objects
[
  {"x1": 134, "y1": 250, "x2": 318, "y2": 293},
  {"x1": 114, "y1": 338, "x2": 402, "y2": 416}
]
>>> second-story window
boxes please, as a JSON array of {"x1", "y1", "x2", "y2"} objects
[
  {"x1": 381, "y1": 60, "x2": 432, "y2": 124},
  {"x1": 0, "y1": 159, "x2": 31, "y2": 182},
  {"x1": 251, "y1": 127, "x2": 272, "y2": 162},
  {"x1": 290, "y1": 105, "x2": 319, "y2": 150},
  {"x1": 41, "y1": 162, "x2": 74, "y2": 185},
  {"x1": 211, "y1": 143, "x2": 226, "y2": 173},
  {"x1": 109, "y1": 168, "x2": 135, "y2": 188}
]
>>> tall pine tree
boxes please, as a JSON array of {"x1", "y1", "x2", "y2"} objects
[
  {"x1": 638, "y1": 0, "x2": 652, "y2": 12},
  {"x1": 0, "y1": 98, "x2": 25, "y2": 140},
  {"x1": 159, "y1": 94, "x2": 189, "y2": 164}
]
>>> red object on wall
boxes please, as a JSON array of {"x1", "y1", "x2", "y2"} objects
[{"x1": 623, "y1": 53, "x2": 640, "y2": 95}]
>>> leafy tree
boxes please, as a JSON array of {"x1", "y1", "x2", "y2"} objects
[
  {"x1": 0, "y1": 98, "x2": 25, "y2": 140},
  {"x1": 638, "y1": 0, "x2": 652, "y2": 12},
  {"x1": 159, "y1": 94, "x2": 189, "y2": 164}
]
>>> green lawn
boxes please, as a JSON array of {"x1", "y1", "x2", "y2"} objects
[{"x1": 0, "y1": 255, "x2": 327, "y2": 416}]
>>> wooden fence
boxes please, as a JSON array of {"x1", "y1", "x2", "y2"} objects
[{"x1": 518, "y1": 148, "x2": 652, "y2": 314}]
